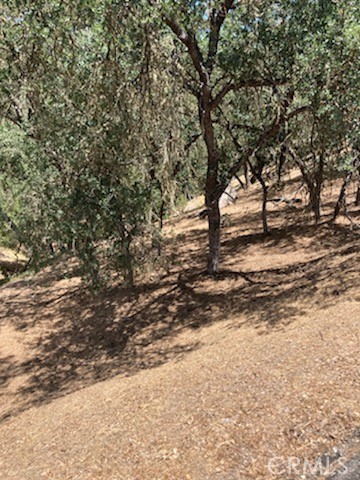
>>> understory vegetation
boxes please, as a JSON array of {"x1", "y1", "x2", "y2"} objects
[{"x1": 0, "y1": 0, "x2": 359, "y2": 286}]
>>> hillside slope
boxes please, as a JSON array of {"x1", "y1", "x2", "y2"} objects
[{"x1": 0, "y1": 176, "x2": 359, "y2": 479}]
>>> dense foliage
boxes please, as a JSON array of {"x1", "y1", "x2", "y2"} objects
[{"x1": 0, "y1": 0, "x2": 359, "y2": 284}]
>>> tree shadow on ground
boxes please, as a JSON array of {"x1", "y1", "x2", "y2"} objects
[{"x1": 0, "y1": 221, "x2": 359, "y2": 423}]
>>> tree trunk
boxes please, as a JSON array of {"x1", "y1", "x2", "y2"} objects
[
  {"x1": 247, "y1": 157, "x2": 269, "y2": 234},
  {"x1": 353, "y1": 158, "x2": 360, "y2": 206},
  {"x1": 124, "y1": 238, "x2": 134, "y2": 286},
  {"x1": 309, "y1": 187, "x2": 321, "y2": 224},
  {"x1": 207, "y1": 200, "x2": 221, "y2": 274},
  {"x1": 159, "y1": 199, "x2": 165, "y2": 230},
  {"x1": 261, "y1": 182, "x2": 269, "y2": 234},
  {"x1": 289, "y1": 148, "x2": 323, "y2": 224},
  {"x1": 163, "y1": 6, "x2": 238, "y2": 275},
  {"x1": 312, "y1": 153, "x2": 324, "y2": 224},
  {"x1": 304, "y1": 155, "x2": 323, "y2": 224},
  {"x1": 355, "y1": 183, "x2": 360, "y2": 207},
  {"x1": 203, "y1": 102, "x2": 221, "y2": 274},
  {"x1": 244, "y1": 162, "x2": 249, "y2": 189},
  {"x1": 155, "y1": 199, "x2": 165, "y2": 256},
  {"x1": 333, "y1": 170, "x2": 353, "y2": 221},
  {"x1": 313, "y1": 196, "x2": 321, "y2": 224},
  {"x1": 277, "y1": 144, "x2": 287, "y2": 186}
]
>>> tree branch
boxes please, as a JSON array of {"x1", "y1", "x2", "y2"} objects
[
  {"x1": 206, "y1": 0, "x2": 237, "y2": 74},
  {"x1": 210, "y1": 78, "x2": 289, "y2": 110},
  {"x1": 287, "y1": 105, "x2": 312, "y2": 120},
  {"x1": 218, "y1": 89, "x2": 294, "y2": 196},
  {"x1": 164, "y1": 16, "x2": 208, "y2": 84},
  {"x1": 287, "y1": 147, "x2": 313, "y2": 182},
  {"x1": 185, "y1": 133, "x2": 202, "y2": 151}
]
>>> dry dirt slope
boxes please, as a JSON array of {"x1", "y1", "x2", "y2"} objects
[{"x1": 0, "y1": 178, "x2": 359, "y2": 479}]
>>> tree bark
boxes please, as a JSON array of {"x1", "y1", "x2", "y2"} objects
[
  {"x1": 312, "y1": 153, "x2": 324, "y2": 224},
  {"x1": 124, "y1": 240, "x2": 134, "y2": 286},
  {"x1": 354, "y1": 158, "x2": 360, "y2": 207},
  {"x1": 277, "y1": 144, "x2": 287, "y2": 185},
  {"x1": 207, "y1": 200, "x2": 221, "y2": 274},
  {"x1": 261, "y1": 181, "x2": 269, "y2": 234},
  {"x1": 309, "y1": 187, "x2": 321, "y2": 224},
  {"x1": 247, "y1": 157, "x2": 269, "y2": 234},
  {"x1": 333, "y1": 170, "x2": 353, "y2": 221},
  {"x1": 289, "y1": 148, "x2": 323, "y2": 224},
  {"x1": 244, "y1": 163, "x2": 249, "y2": 189},
  {"x1": 203, "y1": 105, "x2": 221, "y2": 274},
  {"x1": 356, "y1": 184, "x2": 360, "y2": 207}
]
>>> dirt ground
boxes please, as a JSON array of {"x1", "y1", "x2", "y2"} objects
[{"x1": 0, "y1": 172, "x2": 359, "y2": 479}]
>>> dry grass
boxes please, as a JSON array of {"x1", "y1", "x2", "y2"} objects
[{"x1": 0, "y1": 172, "x2": 359, "y2": 479}]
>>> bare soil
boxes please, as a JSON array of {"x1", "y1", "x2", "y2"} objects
[{"x1": 0, "y1": 173, "x2": 359, "y2": 479}]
